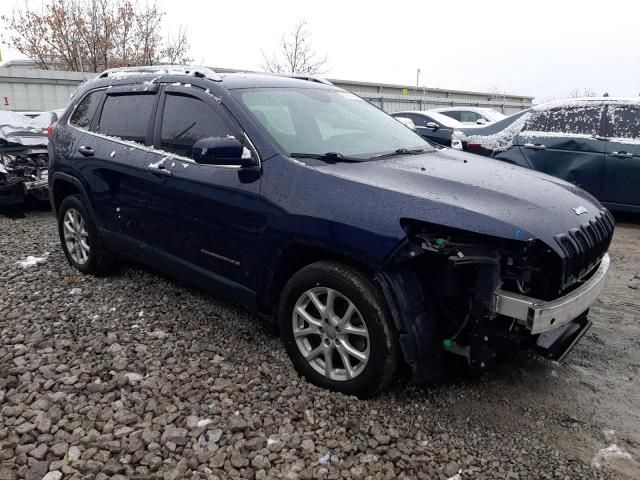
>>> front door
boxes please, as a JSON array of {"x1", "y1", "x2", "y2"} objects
[
  {"x1": 146, "y1": 86, "x2": 262, "y2": 300},
  {"x1": 516, "y1": 105, "x2": 606, "y2": 199},
  {"x1": 602, "y1": 104, "x2": 640, "y2": 208}
]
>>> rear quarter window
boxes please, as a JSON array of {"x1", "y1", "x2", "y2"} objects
[
  {"x1": 96, "y1": 93, "x2": 155, "y2": 144},
  {"x1": 608, "y1": 105, "x2": 640, "y2": 139},
  {"x1": 69, "y1": 90, "x2": 103, "y2": 130}
]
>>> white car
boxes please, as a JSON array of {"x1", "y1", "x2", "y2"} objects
[{"x1": 430, "y1": 107, "x2": 506, "y2": 125}]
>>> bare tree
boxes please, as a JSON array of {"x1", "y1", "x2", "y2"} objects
[
  {"x1": 261, "y1": 20, "x2": 328, "y2": 75},
  {"x1": 569, "y1": 87, "x2": 597, "y2": 98},
  {"x1": 1, "y1": 0, "x2": 192, "y2": 72},
  {"x1": 162, "y1": 25, "x2": 191, "y2": 65}
]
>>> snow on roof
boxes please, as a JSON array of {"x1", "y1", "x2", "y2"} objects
[
  {"x1": 533, "y1": 97, "x2": 640, "y2": 111},
  {"x1": 0, "y1": 110, "x2": 60, "y2": 146},
  {"x1": 98, "y1": 65, "x2": 222, "y2": 82}
]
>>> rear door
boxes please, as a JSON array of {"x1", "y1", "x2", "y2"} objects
[
  {"x1": 146, "y1": 85, "x2": 262, "y2": 300},
  {"x1": 83, "y1": 87, "x2": 166, "y2": 255},
  {"x1": 602, "y1": 104, "x2": 640, "y2": 208},
  {"x1": 516, "y1": 105, "x2": 606, "y2": 198}
]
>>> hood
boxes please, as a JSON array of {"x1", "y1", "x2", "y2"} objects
[{"x1": 314, "y1": 148, "x2": 605, "y2": 254}]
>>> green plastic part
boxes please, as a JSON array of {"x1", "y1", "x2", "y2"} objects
[
  {"x1": 443, "y1": 339, "x2": 453, "y2": 350},
  {"x1": 435, "y1": 238, "x2": 447, "y2": 247}
]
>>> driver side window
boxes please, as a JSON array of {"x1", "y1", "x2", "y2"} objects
[{"x1": 160, "y1": 93, "x2": 235, "y2": 157}]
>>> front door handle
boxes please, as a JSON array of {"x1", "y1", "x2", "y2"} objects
[
  {"x1": 78, "y1": 145, "x2": 95, "y2": 157},
  {"x1": 524, "y1": 143, "x2": 547, "y2": 150},
  {"x1": 610, "y1": 151, "x2": 634, "y2": 158},
  {"x1": 146, "y1": 165, "x2": 172, "y2": 177}
]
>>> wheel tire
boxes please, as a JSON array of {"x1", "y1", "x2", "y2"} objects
[
  {"x1": 278, "y1": 261, "x2": 399, "y2": 398},
  {"x1": 57, "y1": 195, "x2": 115, "y2": 275}
]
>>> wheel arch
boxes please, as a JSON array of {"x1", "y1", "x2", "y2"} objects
[
  {"x1": 50, "y1": 173, "x2": 97, "y2": 222},
  {"x1": 259, "y1": 241, "x2": 378, "y2": 317}
]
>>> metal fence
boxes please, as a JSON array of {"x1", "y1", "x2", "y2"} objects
[
  {"x1": 0, "y1": 67, "x2": 94, "y2": 112},
  {"x1": 0, "y1": 65, "x2": 533, "y2": 115},
  {"x1": 331, "y1": 79, "x2": 533, "y2": 115}
]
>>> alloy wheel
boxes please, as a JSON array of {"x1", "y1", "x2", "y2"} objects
[
  {"x1": 63, "y1": 208, "x2": 90, "y2": 265},
  {"x1": 292, "y1": 287, "x2": 370, "y2": 381}
]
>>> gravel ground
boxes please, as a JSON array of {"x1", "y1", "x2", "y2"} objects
[{"x1": 1, "y1": 207, "x2": 638, "y2": 480}]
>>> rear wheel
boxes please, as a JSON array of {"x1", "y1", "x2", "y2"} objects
[
  {"x1": 279, "y1": 261, "x2": 399, "y2": 398},
  {"x1": 57, "y1": 195, "x2": 115, "y2": 275}
]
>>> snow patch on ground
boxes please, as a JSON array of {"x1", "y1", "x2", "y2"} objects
[
  {"x1": 591, "y1": 444, "x2": 633, "y2": 469},
  {"x1": 16, "y1": 253, "x2": 49, "y2": 268}
]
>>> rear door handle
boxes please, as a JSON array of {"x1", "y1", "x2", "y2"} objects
[
  {"x1": 146, "y1": 165, "x2": 172, "y2": 177},
  {"x1": 610, "y1": 151, "x2": 634, "y2": 158},
  {"x1": 78, "y1": 146, "x2": 94, "y2": 157},
  {"x1": 524, "y1": 143, "x2": 547, "y2": 150}
]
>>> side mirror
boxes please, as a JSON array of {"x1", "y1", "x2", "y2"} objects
[
  {"x1": 476, "y1": 118, "x2": 488, "y2": 125},
  {"x1": 394, "y1": 117, "x2": 417, "y2": 131},
  {"x1": 192, "y1": 136, "x2": 257, "y2": 167},
  {"x1": 425, "y1": 121, "x2": 439, "y2": 130}
]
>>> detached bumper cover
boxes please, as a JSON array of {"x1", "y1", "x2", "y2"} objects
[{"x1": 493, "y1": 254, "x2": 610, "y2": 335}]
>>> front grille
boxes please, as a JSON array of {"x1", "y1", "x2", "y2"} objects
[{"x1": 555, "y1": 209, "x2": 614, "y2": 286}]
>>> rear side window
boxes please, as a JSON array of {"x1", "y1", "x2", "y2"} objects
[
  {"x1": 441, "y1": 111, "x2": 461, "y2": 121},
  {"x1": 160, "y1": 93, "x2": 235, "y2": 157},
  {"x1": 608, "y1": 105, "x2": 640, "y2": 139},
  {"x1": 459, "y1": 111, "x2": 482, "y2": 123},
  {"x1": 70, "y1": 90, "x2": 103, "y2": 130},
  {"x1": 96, "y1": 94, "x2": 155, "y2": 144},
  {"x1": 530, "y1": 106, "x2": 603, "y2": 135}
]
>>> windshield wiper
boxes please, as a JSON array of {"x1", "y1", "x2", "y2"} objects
[
  {"x1": 369, "y1": 148, "x2": 426, "y2": 160},
  {"x1": 290, "y1": 152, "x2": 363, "y2": 163}
]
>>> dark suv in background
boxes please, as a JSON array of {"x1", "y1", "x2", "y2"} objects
[
  {"x1": 48, "y1": 66, "x2": 613, "y2": 397},
  {"x1": 453, "y1": 98, "x2": 640, "y2": 212}
]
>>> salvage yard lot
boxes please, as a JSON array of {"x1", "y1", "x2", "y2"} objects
[{"x1": 1, "y1": 209, "x2": 639, "y2": 480}]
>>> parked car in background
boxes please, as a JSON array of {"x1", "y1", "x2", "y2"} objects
[
  {"x1": 390, "y1": 111, "x2": 464, "y2": 147},
  {"x1": 0, "y1": 110, "x2": 62, "y2": 205},
  {"x1": 49, "y1": 66, "x2": 613, "y2": 397},
  {"x1": 452, "y1": 98, "x2": 640, "y2": 212},
  {"x1": 431, "y1": 107, "x2": 506, "y2": 125}
]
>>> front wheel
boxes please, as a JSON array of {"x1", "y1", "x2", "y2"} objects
[{"x1": 278, "y1": 261, "x2": 399, "y2": 398}]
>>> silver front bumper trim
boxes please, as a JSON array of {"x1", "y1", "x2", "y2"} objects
[
  {"x1": 494, "y1": 253, "x2": 610, "y2": 335},
  {"x1": 23, "y1": 178, "x2": 48, "y2": 191}
]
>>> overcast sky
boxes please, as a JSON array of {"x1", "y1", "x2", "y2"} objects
[{"x1": 3, "y1": 0, "x2": 640, "y2": 101}]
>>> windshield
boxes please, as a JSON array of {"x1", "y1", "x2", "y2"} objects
[{"x1": 233, "y1": 87, "x2": 432, "y2": 159}]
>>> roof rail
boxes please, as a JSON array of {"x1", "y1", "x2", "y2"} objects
[
  {"x1": 98, "y1": 65, "x2": 222, "y2": 82},
  {"x1": 277, "y1": 74, "x2": 334, "y2": 86}
]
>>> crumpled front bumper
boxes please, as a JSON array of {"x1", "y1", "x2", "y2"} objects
[{"x1": 493, "y1": 254, "x2": 610, "y2": 335}]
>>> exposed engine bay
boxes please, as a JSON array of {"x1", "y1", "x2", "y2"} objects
[
  {"x1": 377, "y1": 216, "x2": 612, "y2": 383},
  {"x1": 0, "y1": 147, "x2": 50, "y2": 204}
]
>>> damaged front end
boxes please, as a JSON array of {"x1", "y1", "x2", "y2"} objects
[
  {"x1": 376, "y1": 219, "x2": 610, "y2": 383},
  {"x1": 0, "y1": 147, "x2": 50, "y2": 205}
]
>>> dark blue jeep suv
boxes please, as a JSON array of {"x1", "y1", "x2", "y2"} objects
[{"x1": 49, "y1": 66, "x2": 614, "y2": 397}]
